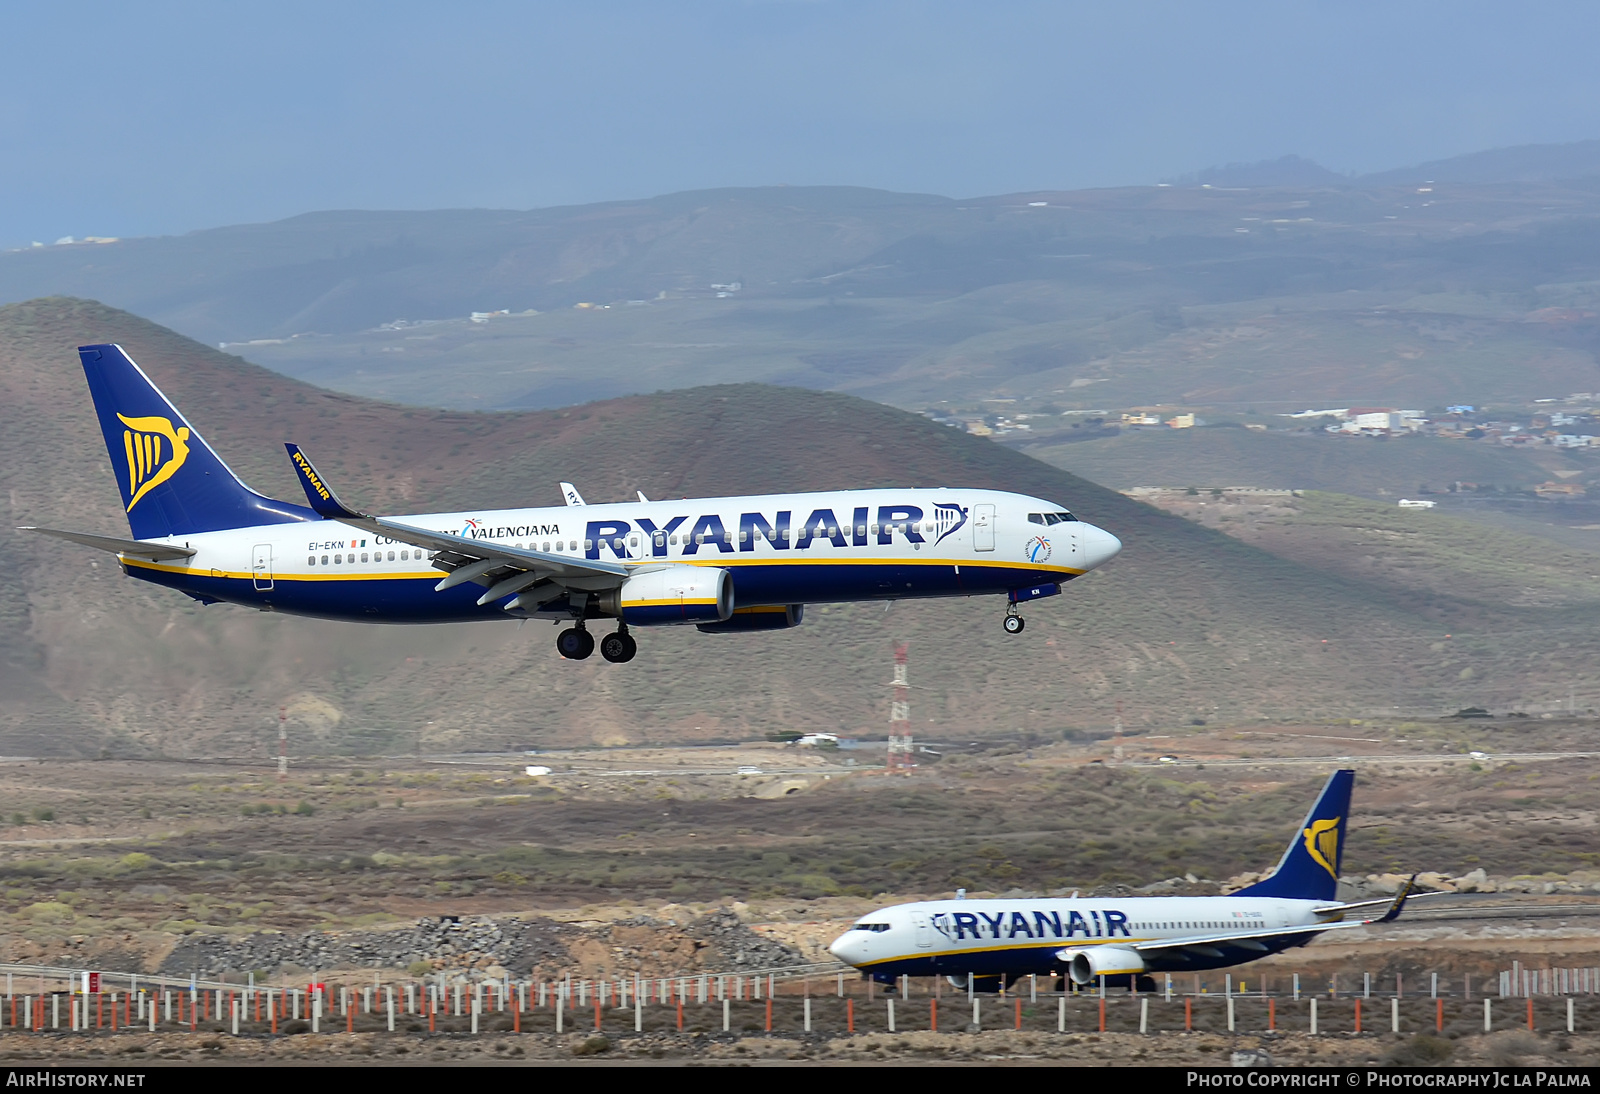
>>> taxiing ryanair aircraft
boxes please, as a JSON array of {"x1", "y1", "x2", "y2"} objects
[
  {"x1": 26, "y1": 345, "x2": 1122, "y2": 662},
  {"x1": 828, "y1": 770, "x2": 1418, "y2": 991}
]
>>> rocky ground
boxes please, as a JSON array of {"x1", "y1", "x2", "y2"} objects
[{"x1": 159, "y1": 908, "x2": 804, "y2": 981}]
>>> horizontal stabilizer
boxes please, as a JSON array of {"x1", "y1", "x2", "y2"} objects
[{"x1": 21, "y1": 526, "x2": 196, "y2": 560}]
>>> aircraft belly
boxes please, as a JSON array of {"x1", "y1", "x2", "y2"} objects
[
  {"x1": 125, "y1": 565, "x2": 501, "y2": 623},
  {"x1": 125, "y1": 558, "x2": 1085, "y2": 623},
  {"x1": 727, "y1": 562, "x2": 1073, "y2": 606}
]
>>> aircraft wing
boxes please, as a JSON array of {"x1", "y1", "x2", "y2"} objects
[
  {"x1": 1308, "y1": 887, "x2": 1447, "y2": 918},
  {"x1": 284, "y1": 444, "x2": 628, "y2": 607},
  {"x1": 20, "y1": 526, "x2": 196, "y2": 561},
  {"x1": 1063, "y1": 877, "x2": 1417, "y2": 962}
]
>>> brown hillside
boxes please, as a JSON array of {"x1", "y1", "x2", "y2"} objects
[{"x1": 0, "y1": 297, "x2": 1511, "y2": 758}]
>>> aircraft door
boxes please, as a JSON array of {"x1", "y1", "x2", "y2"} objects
[
  {"x1": 973, "y1": 504, "x2": 995, "y2": 552},
  {"x1": 910, "y1": 912, "x2": 934, "y2": 949},
  {"x1": 252, "y1": 544, "x2": 274, "y2": 591},
  {"x1": 625, "y1": 531, "x2": 646, "y2": 561}
]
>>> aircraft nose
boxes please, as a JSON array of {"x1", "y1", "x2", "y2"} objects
[
  {"x1": 1083, "y1": 524, "x2": 1122, "y2": 569},
  {"x1": 828, "y1": 932, "x2": 861, "y2": 965}
]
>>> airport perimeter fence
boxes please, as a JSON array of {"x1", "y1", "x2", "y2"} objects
[{"x1": 0, "y1": 961, "x2": 1596, "y2": 1039}]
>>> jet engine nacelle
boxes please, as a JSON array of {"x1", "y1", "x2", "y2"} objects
[
  {"x1": 696, "y1": 604, "x2": 803, "y2": 633},
  {"x1": 595, "y1": 565, "x2": 733, "y2": 625},
  {"x1": 1058, "y1": 946, "x2": 1147, "y2": 985}
]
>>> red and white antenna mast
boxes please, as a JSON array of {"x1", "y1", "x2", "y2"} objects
[{"x1": 887, "y1": 643, "x2": 913, "y2": 773}]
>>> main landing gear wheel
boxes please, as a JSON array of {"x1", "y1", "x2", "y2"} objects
[
  {"x1": 556, "y1": 626, "x2": 595, "y2": 660},
  {"x1": 1003, "y1": 613, "x2": 1025, "y2": 634},
  {"x1": 599, "y1": 630, "x2": 637, "y2": 663}
]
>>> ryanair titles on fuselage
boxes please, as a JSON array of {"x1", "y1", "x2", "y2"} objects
[
  {"x1": 579, "y1": 502, "x2": 967, "y2": 560},
  {"x1": 935, "y1": 907, "x2": 1132, "y2": 942},
  {"x1": 300, "y1": 501, "x2": 976, "y2": 560}
]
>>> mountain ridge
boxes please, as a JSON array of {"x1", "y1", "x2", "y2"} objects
[{"x1": 0, "y1": 296, "x2": 1503, "y2": 757}]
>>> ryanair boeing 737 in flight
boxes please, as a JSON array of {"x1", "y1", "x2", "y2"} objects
[{"x1": 26, "y1": 345, "x2": 1121, "y2": 662}]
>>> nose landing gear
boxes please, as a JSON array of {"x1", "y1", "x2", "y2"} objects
[
  {"x1": 556, "y1": 623, "x2": 595, "y2": 660},
  {"x1": 1003, "y1": 605, "x2": 1025, "y2": 634},
  {"x1": 599, "y1": 627, "x2": 637, "y2": 663}
]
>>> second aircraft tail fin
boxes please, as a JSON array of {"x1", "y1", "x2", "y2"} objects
[{"x1": 1232, "y1": 769, "x2": 1355, "y2": 902}]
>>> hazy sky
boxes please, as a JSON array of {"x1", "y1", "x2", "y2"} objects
[{"x1": 4, "y1": 0, "x2": 1599, "y2": 248}]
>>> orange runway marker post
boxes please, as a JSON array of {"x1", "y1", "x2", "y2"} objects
[
  {"x1": 930, "y1": 999, "x2": 937, "y2": 1032},
  {"x1": 847, "y1": 998, "x2": 855, "y2": 1032},
  {"x1": 1355, "y1": 998, "x2": 1362, "y2": 1034},
  {"x1": 765, "y1": 997, "x2": 772, "y2": 1032},
  {"x1": 1185, "y1": 997, "x2": 1192, "y2": 1032},
  {"x1": 1014, "y1": 996, "x2": 1022, "y2": 1030},
  {"x1": 676, "y1": 1000, "x2": 683, "y2": 1031}
]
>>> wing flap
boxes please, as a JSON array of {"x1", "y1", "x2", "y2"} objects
[{"x1": 282, "y1": 445, "x2": 629, "y2": 594}]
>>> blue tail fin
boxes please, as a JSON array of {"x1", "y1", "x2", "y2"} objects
[
  {"x1": 79, "y1": 344, "x2": 318, "y2": 539},
  {"x1": 1233, "y1": 770, "x2": 1355, "y2": 901}
]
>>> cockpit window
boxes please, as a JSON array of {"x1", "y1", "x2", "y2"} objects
[
  {"x1": 1028, "y1": 513, "x2": 1045, "y2": 525},
  {"x1": 1031, "y1": 512, "x2": 1078, "y2": 525},
  {"x1": 853, "y1": 922, "x2": 891, "y2": 933},
  {"x1": 1055, "y1": 511, "x2": 1077, "y2": 523}
]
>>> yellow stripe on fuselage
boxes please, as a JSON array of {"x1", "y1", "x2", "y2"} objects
[
  {"x1": 854, "y1": 936, "x2": 1156, "y2": 968},
  {"x1": 122, "y1": 556, "x2": 1086, "y2": 582}
]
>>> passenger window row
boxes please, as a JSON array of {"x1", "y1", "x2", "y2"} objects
[{"x1": 307, "y1": 549, "x2": 436, "y2": 566}]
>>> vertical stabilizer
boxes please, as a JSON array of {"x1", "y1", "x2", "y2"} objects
[
  {"x1": 1232, "y1": 770, "x2": 1355, "y2": 901},
  {"x1": 79, "y1": 344, "x2": 317, "y2": 539}
]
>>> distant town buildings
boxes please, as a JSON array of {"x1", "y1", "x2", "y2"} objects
[{"x1": 1331, "y1": 408, "x2": 1426, "y2": 434}]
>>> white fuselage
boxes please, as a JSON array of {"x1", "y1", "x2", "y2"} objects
[
  {"x1": 119, "y1": 487, "x2": 1121, "y2": 624},
  {"x1": 830, "y1": 895, "x2": 1342, "y2": 979}
]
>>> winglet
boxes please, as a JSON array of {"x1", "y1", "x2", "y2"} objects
[
  {"x1": 1373, "y1": 874, "x2": 1416, "y2": 924},
  {"x1": 560, "y1": 482, "x2": 586, "y2": 506},
  {"x1": 284, "y1": 444, "x2": 366, "y2": 520}
]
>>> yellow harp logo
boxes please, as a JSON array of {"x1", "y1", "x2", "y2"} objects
[
  {"x1": 1303, "y1": 818, "x2": 1341, "y2": 878},
  {"x1": 118, "y1": 413, "x2": 191, "y2": 512}
]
